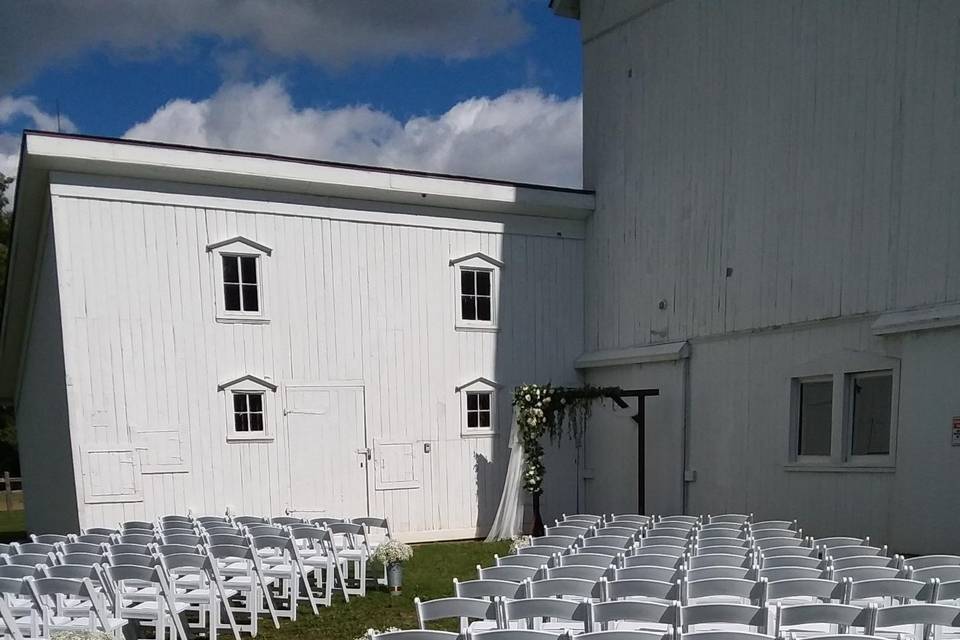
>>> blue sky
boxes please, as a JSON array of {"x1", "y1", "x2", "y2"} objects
[{"x1": 0, "y1": 1, "x2": 583, "y2": 187}]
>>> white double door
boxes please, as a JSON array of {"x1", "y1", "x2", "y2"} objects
[{"x1": 285, "y1": 385, "x2": 370, "y2": 517}]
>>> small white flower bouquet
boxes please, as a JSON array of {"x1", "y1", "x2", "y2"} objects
[
  {"x1": 52, "y1": 632, "x2": 114, "y2": 640},
  {"x1": 371, "y1": 539, "x2": 414, "y2": 565},
  {"x1": 509, "y1": 534, "x2": 532, "y2": 553},
  {"x1": 360, "y1": 628, "x2": 401, "y2": 640}
]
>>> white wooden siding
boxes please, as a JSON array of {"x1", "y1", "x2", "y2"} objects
[
  {"x1": 50, "y1": 179, "x2": 584, "y2": 536},
  {"x1": 17, "y1": 219, "x2": 80, "y2": 534}
]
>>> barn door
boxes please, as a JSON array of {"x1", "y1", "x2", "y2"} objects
[{"x1": 284, "y1": 385, "x2": 369, "y2": 516}]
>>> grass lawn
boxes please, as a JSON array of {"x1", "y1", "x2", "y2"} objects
[
  {"x1": 255, "y1": 539, "x2": 510, "y2": 640},
  {"x1": 0, "y1": 509, "x2": 25, "y2": 542}
]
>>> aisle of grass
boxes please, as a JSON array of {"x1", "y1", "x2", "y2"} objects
[
  {"x1": 255, "y1": 539, "x2": 510, "y2": 640},
  {"x1": 0, "y1": 510, "x2": 25, "y2": 542}
]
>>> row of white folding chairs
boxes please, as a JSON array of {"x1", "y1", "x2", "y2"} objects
[
  {"x1": 370, "y1": 629, "x2": 890, "y2": 640},
  {"x1": 416, "y1": 594, "x2": 960, "y2": 638}
]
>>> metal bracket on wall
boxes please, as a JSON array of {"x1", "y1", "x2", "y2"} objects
[{"x1": 610, "y1": 388, "x2": 660, "y2": 513}]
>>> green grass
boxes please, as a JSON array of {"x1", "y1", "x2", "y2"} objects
[
  {"x1": 0, "y1": 509, "x2": 25, "y2": 542},
  {"x1": 255, "y1": 539, "x2": 510, "y2": 640}
]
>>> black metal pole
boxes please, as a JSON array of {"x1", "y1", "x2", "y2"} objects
[{"x1": 637, "y1": 395, "x2": 646, "y2": 514}]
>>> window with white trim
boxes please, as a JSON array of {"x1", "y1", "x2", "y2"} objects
[
  {"x1": 450, "y1": 253, "x2": 502, "y2": 331},
  {"x1": 232, "y1": 391, "x2": 265, "y2": 434},
  {"x1": 456, "y1": 378, "x2": 499, "y2": 437},
  {"x1": 207, "y1": 236, "x2": 271, "y2": 323},
  {"x1": 788, "y1": 350, "x2": 899, "y2": 469},
  {"x1": 218, "y1": 375, "x2": 276, "y2": 442}
]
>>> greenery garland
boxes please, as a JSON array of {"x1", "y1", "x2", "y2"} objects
[{"x1": 513, "y1": 383, "x2": 623, "y2": 494}]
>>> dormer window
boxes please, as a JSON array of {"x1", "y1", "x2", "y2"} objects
[
  {"x1": 218, "y1": 375, "x2": 277, "y2": 442},
  {"x1": 456, "y1": 378, "x2": 501, "y2": 437},
  {"x1": 450, "y1": 253, "x2": 502, "y2": 331},
  {"x1": 207, "y1": 236, "x2": 272, "y2": 323}
]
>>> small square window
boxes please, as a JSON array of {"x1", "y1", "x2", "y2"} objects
[
  {"x1": 232, "y1": 392, "x2": 266, "y2": 435},
  {"x1": 465, "y1": 391, "x2": 493, "y2": 431},
  {"x1": 850, "y1": 372, "x2": 893, "y2": 456},
  {"x1": 797, "y1": 379, "x2": 832, "y2": 456}
]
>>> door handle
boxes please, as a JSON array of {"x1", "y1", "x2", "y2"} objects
[{"x1": 356, "y1": 448, "x2": 372, "y2": 460}]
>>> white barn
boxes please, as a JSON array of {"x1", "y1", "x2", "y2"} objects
[
  {"x1": 0, "y1": 132, "x2": 592, "y2": 538},
  {"x1": 558, "y1": 0, "x2": 960, "y2": 554}
]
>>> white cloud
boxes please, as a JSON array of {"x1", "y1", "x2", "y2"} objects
[
  {"x1": 124, "y1": 79, "x2": 582, "y2": 187},
  {"x1": 0, "y1": 96, "x2": 77, "y2": 185},
  {"x1": 0, "y1": 1, "x2": 528, "y2": 93}
]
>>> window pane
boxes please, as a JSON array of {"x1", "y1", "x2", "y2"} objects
[
  {"x1": 479, "y1": 411, "x2": 491, "y2": 428},
  {"x1": 240, "y1": 256, "x2": 258, "y2": 284},
  {"x1": 476, "y1": 296, "x2": 491, "y2": 321},
  {"x1": 461, "y1": 297, "x2": 476, "y2": 321},
  {"x1": 224, "y1": 284, "x2": 242, "y2": 311},
  {"x1": 478, "y1": 393, "x2": 490, "y2": 410},
  {"x1": 461, "y1": 270, "x2": 475, "y2": 295},
  {"x1": 798, "y1": 380, "x2": 832, "y2": 456},
  {"x1": 233, "y1": 394, "x2": 247, "y2": 412},
  {"x1": 235, "y1": 413, "x2": 249, "y2": 432},
  {"x1": 476, "y1": 271, "x2": 491, "y2": 296},
  {"x1": 467, "y1": 393, "x2": 478, "y2": 411},
  {"x1": 851, "y1": 373, "x2": 892, "y2": 455},
  {"x1": 248, "y1": 394, "x2": 263, "y2": 412},
  {"x1": 242, "y1": 284, "x2": 260, "y2": 312},
  {"x1": 223, "y1": 256, "x2": 239, "y2": 283},
  {"x1": 249, "y1": 414, "x2": 264, "y2": 432},
  {"x1": 467, "y1": 412, "x2": 478, "y2": 429}
]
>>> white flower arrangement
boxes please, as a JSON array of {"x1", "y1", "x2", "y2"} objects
[
  {"x1": 359, "y1": 628, "x2": 401, "y2": 640},
  {"x1": 52, "y1": 632, "x2": 114, "y2": 640},
  {"x1": 509, "y1": 534, "x2": 532, "y2": 553},
  {"x1": 371, "y1": 539, "x2": 414, "y2": 565}
]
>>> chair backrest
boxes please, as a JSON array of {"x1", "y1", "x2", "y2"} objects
[
  {"x1": 41, "y1": 563, "x2": 100, "y2": 581},
  {"x1": 755, "y1": 537, "x2": 806, "y2": 550},
  {"x1": 207, "y1": 532, "x2": 248, "y2": 547},
  {"x1": 847, "y1": 577, "x2": 932, "y2": 604},
  {"x1": 563, "y1": 513, "x2": 603, "y2": 522},
  {"x1": 503, "y1": 597, "x2": 590, "y2": 630},
  {"x1": 680, "y1": 602, "x2": 767, "y2": 632},
  {"x1": 122, "y1": 520, "x2": 155, "y2": 532},
  {"x1": 59, "y1": 552, "x2": 103, "y2": 566},
  {"x1": 758, "y1": 566, "x2": 824, "y2": 582},
  {"x1": 453, "y1": 578, "x2": 524, "y2": 600},
  {"x1": 30, "y1": 534, "x2": 69, "y2": 545},
  {"x1": 367, "y1": 631, "x2": 459, "y2": 640},
  {"x1": 584, "y1": 535, "x2": 632, "y2": 549},
  {"x1": 532, "y1": 535, "x2": 577, "y2": 548},
  {"x1": 246, "y1": 524, "x2": 286, "y2": 537},
  {"x1": 750, "y1": 520, "x2": 797, "y2": 532},
  {"x1": 774, "y1": 602, "x2": 876, "y2": 635},
  {"x1": 588, "y1": 599, "x2": 678, "y2": 632},
  {"x1": 697, "y1": 538, "x2": 752, "y2": 550},
  {"x1": 311, "y1": 516, "x2": 348, "y2": 527},
  {"x1": 160, "y1": 514, "x2": 192, "y2": 524},
  {"x1": 833, "y1": 566, "x2": 900, "y2": 582},
  {"x1": 0, "y1": 575, "x2": 28, "y2": 597},
  {"x1": 108, "y1": 552, "x2": 156, "y2": 567},
  {"x1": 162, "y1": 533, "x2": 202, "y2": 546},
  {"x1": 414, "y1": 596, "x2": 497, "y2": 631},
  {"x1": 106, "y1": 542, "x2": 151, "y2": 555},
  {"x1": 597, "y1": 527, "x2": 643, "y2": 538},
  {"x1": 910, "y1": 556, "x2": 960, "y2": 570},
  {"x1": 232, "y1": 515, "x2": 267, "y2": 525},
  {"x1": 869, "y1": 603, "x2": 960, "y2": 635},
  {"x1": 658, "y1": 516, "x2": 699, "y2": 526},
  {"x1": 766, "y1": 578, "x2": 845, "y2": 602},
  {"x1": 761, "y1": 545, "x2": 818, "y2": 558},
  {"x1": 74, "y1": 533, "x2": 112, "y2": 544},
  {"x1": 195, "y1": 515, "x2": 230, "y2": 525},
  {"x1": 604, "y1": 578, "x2": 680, "y2": 601},
  {"x1": 13, "y1": 542, "x2": 55, "y2": 555},
  {"x1": 685, "y1": 566, "x2": 755, "y2": 581},
  {"x1": 697, "y1": 546, "x2": 753, "y2": 557},
  {"x1": 760, "y1": 555, "x2": 823, "y2": 570},
  {"x1": 156, "y1": 543, "x2": 203, "y2": 556},
  {"x1": 159, "y1": 521, "x2": 195, "y2": 531},
  {"x1": 62, "y1": 542, "x2": 103, "y2": 555},
  {"x1": 647, "y1": 529, "x2": 692, "y2": 540},
  {"x1": 576, "y1": 546, "x2": 629, "y2": 558},
  {"x1": 687, "y1": 553, "x2": 754, "y2": 570},
  {"x1": 611, "y1": 514, "x2": 652, "y2": 525},
  {"x1": 750, "y1": 529, "x2": 801, "y2": 540},
  {"x1": 547, "y1": 564, "x2": 609, "y2": 581},
  {"x1": 624, "y1": 554, "x2": 683, "y2": 569},
  {"x1": 832, "y1": 555, "x2": 899, "y2": 570},
  {"x1": 496, "y1": 554, "x2": 549, "y2": 569},
  {"x1": 116, "y1": 533, "x2": 155, "y2": 545},
  {"x1": 683, "y1": 577, "x2": 766, "y2": 605},
  {"x1": 828, "y1": 545, "x2": 887, "y2": 560},
  {"x1": 26, "y1": 575, "x2": 114, "y2": 634},
  {"x1": 0, "y1": 564, "x2": 39, "y2": 578},
  {"x1": 527, "y1": 577, "x2": 602, "y2": 599},
  {"x1": 616, "y1": 566, "x2": 682, "y2": 582},
  {"x1": 912, "y1": 566, "x2": 960, "y2": 582},
  {"x1": 477, "y1": 564, "x2": 541, "y2": 582},
  {"x1": 521, "y1": 545, "x2": 566, "y2": 557},
  {"x1": 815, "y1": 537, "x2": 868, "y2": 549},
  {"x1": 4, "y1": 552, "x2": 54, "y2": 566},
  {"x1": 546, "y1": 526, "x2": 591, "y2": 537},
  {"x1": 708, "y1": 514, "x2": 751, "y2": 525},
  {"x1": 697, "y1": 527, "x2": 745, "y2": 540},
  {"x1": 638, "y1": 540, "x2": 687, "y2": 552},
  {"x1": 272, "y1": 516, "x2": 306, "y2": 526},
  {"x1": 559, "y1": 553, "x2": 615, "y2": 568}
]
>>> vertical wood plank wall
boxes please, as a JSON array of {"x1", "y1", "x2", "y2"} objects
[
  {"x1": 580, "y1": 0, "x2": 960, "y2": 551},
  {"x1": 49, "y1": 185, "x2": 584, "y2": 537}
]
